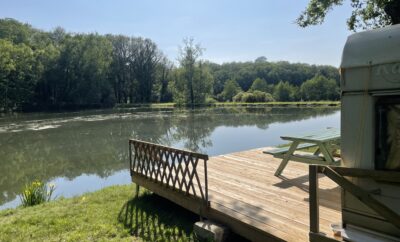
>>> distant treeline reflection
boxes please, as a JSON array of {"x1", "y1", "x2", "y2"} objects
[{"x1": 0, "y1": 107, "x2": 338, "y2": 205}]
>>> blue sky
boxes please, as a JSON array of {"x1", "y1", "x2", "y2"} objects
[{"x1": 0, "y1": 0, "x2": 353, "y2": 66}]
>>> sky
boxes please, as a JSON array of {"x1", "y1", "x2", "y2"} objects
[{"x1": 0, "y1": 0, "x2": 354, "y2": 67}]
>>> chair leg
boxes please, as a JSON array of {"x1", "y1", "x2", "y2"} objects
[{"x1": 275, "y1": 141, "x2": 299, "y2": 176}]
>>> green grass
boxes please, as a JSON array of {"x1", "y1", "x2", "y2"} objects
[
  {"x1": 115, "y1": 101, "x2": 340, "y2": 109},
  {"x1": 0, "y1": 184, "x2": 199, "y2": 242},
  {"x1": 115, "y1": 103, "x2": 176, "y2": 109},
  {"x1": 214, "y1": 101, "x2": 340, "y2": 107}
]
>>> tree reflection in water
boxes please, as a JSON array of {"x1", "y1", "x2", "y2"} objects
[{"x1": 0, "y1": 107, "x2": 339, "y2": 206}]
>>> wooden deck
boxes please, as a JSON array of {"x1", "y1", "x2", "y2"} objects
[{"x1": 131, "y1": 146, "x2": 341, "y2": 242}]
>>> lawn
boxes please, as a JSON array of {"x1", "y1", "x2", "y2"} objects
[{"x1": 0, "y1": 184, "x2": 198, "y2": 242}]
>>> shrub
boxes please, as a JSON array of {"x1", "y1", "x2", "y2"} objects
[
  {"x1": 20, "y1": 180, "x2": 55, "y2": 207},
  {"x1": 232, "y1": 92, "x2": 244, "y2": 102},
  {"x1": 233, "y1": 91, "x2": 274, "y2": 103},
  {"x1": 205, "y1": 96, "x2": 217, "y2": 105}
]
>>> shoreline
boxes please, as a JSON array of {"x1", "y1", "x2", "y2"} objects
[{"x1": 116, "y1": 101, "x2": 340, "y2": 109}]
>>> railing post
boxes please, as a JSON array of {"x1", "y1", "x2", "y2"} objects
[
  {"x1": 309, "y1": 165, "x2": 319, "y2": 234},
  {"x1": 204, "y1": 159, "x2": 209, "y2": 206},
  {"x1": 129, "y1": 141, "x2": 132, "y2": 175}
]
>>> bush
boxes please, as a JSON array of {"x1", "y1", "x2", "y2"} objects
[
  {"x1": 205, "y1": 96, "x2": 217, "y2": 105},
  {"x1": 232, "y1": 91, "x2": 274, "y2": 103},
  {"x1": 232, "y1": 92, "x2": 244, "y2": 102},
  {"x1": 20, "y1": 180, "x2": 55, "y2": 207}
]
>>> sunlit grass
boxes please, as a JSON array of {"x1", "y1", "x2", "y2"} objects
[
  {"x1": 215, "y1": 101, "x2": 340, "y2": 106},
  {"x1": 0, "y1": 184, "x2": 199, "y2": 242},
  {"x1": 116, "y1": 101, "x2": 340, "y2": 109}
]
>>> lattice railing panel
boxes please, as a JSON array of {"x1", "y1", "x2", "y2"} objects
[{"x1": 129, "y1": 139, "x2": 209, "y2": 203}]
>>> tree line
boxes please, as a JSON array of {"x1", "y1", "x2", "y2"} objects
[{"x1": 0, "y1": 18, "x2": 340, "y2": 112}]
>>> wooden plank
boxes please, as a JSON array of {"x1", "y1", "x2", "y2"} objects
[
  {"x1": 281, "y1": 129, "x2": 340, "y2": 143},
  {"x1": 329, "y1": 167, "x2": 400, "y2": 183},
  {"x1": 132, "y1": 173, "x2": 286, "y2": 241},
  {"x1": 309, "y1": 232, "x2": 340, "y2": 242},
  {"x1": 132, "y1": 174, "x2": 205, "y2": 214},
  {"x1": 130, "y1": 146, "x2": 342, "y2": 242},
  {"x1": 263, "y1": 143, "x2": 318, "y2": 155}
]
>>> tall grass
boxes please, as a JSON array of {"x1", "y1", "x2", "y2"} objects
[{"x1": 20, "y1": 180, "x2": 55, "y2": 207}]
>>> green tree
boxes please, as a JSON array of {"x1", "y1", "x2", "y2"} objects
[
  {"x1": 107, "y1": 35, "x2": 131, "y2": 104},
  {"x1": 0, "y1": 39, "x2": 36, "y2": 110},
  {"x1": 178, "y1": 38, "x2": 203, "y2": 107},
  {"x1": 53, "y1": 34, "x2": 113, "y2": 106},
  {"x1": 154, "y1": 57, "x2": 174, "y2": 103},
  {"x1": 273, "y1": 81, "x2": 296, "y2": 101},
  {"x1": 300, "y1": 75, "x2": 340, "y2": 101},
  {"x1": 297, "y1": 0, "x2": 400, "y2": 31},
  {"x1": 249, "y1": 78, "x2": 269, "y2": 92},
  {"x1": 129, "y1": 37, "x2": 162, "y2": 103},
  {"x1": 0, "y1": 18, "x2": 33, "y2": 44},
  {"x1": 173, "y1": 38, "x2": 213, "y2": 106},
  {"x1": 221, "y1": 80, "x2": 242, "y2": 101},
  {"x1": 255, "y1": 56, "x2": 267, "y2": 63}
]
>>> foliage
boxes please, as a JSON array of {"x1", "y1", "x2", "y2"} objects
[
  {"x1": 273, "y1": 81, "x2": 298, "y2": 101},
  {"x1": 220, "y1": 79, "x2": 242, "y2": 101},
  {"x1": 0, "y1": 39, "x2": 37, "y2": 111},
  {"x1": 0, "y1": 18, "x2": 342, "y2": 112},
  {"x1": 233, "y1": 91, "x2": 275, "y2": 103},
  {"x1": 206, "y1": 60, "x2": 339, "y2": 97},
  {"x1": 300, "y1": 75, "x2": 340, "y2": 100},
  {"x1": 20, "y1": 180, "x2": 55, "y2": 207},
  {"x1": 0, "y1": 18, "x2": 33, "y2": 44},
  {"x1": 205, "y1": 96, "x2": 217, "y2": 105},
  {"x1": 296, "y1": 0, "x2": 398, "y2": 31},
  {"x1": 172, "y1": 38, "x2": 213, "y2": 106},
  {"x1": 254, "y1": 56, "x2": 267, "y2": 63},
  {"x1": 0, "y1": 184, "x2": 199, "y2": 241},
  {"x1": 249, "y1": 78, "x2": 270, "y2": 93}
]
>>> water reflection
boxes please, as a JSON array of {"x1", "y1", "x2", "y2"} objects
[{"x1": 0, "y1": 107, "x2": 339, "y2": 208}]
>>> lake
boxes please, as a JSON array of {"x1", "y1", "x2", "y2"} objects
[{"x1": 0, "y1": 106, "x2": 340, "y2": 209}]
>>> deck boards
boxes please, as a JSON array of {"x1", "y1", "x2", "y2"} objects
[{"x1": 132, "y1": 147, "x2": 341, "y2": 242}]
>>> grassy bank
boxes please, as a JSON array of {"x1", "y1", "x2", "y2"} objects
[
  {"x1": 0, "y1": 184, "x2": 198, "y2": 241},
  {"x1": 116, "y1": 101, "x2": 340, "y2": 109},
  {"x1": 214, "y1": 101, "x2": 340, "y2": 107}
]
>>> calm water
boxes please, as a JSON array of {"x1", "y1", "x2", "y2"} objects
[{"x1": 0, "y1": 107, "x2": 340, "y2": 209}]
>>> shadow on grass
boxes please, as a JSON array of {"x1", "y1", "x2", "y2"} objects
[
  {"x1": 118, "y1": 191, "x2": 250, "y2": 242},
  {"x1": 118, "y1": 191, "x2": 198, "y2": 241}
]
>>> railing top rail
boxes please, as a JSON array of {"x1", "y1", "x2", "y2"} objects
[{"x1": 129, "y1": 139, "x2": 209, "y2": 160}]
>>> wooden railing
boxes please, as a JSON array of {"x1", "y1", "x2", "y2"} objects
[
  {"x1": 129, "y1": 139, "x2": 209, "y2": 205},
  {"x1": 309, "y1": 165, "x2": 400, "y2": 241}
]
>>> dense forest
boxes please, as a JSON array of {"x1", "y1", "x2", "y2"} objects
[{"x1": 0, "y1": 18, "x2": 340, "y2": 112}]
